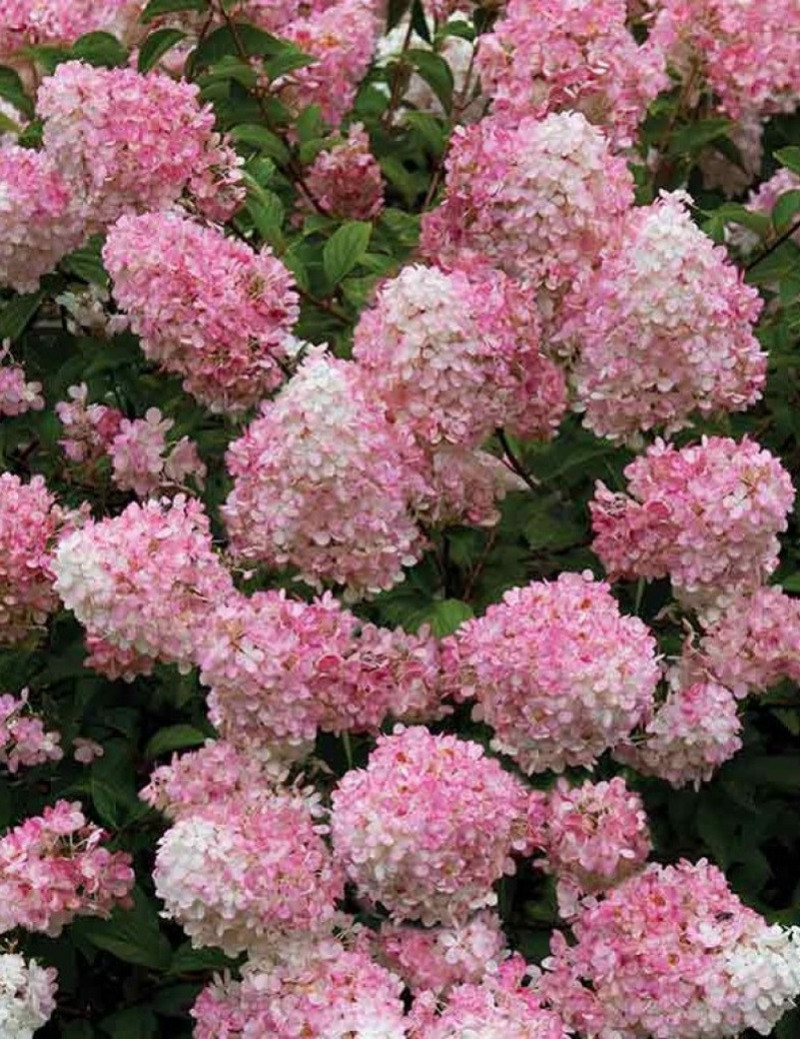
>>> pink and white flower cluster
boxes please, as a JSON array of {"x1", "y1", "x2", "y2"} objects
[
  {"x1": 0, "y1": 952, "x2": 58, "y2": 1040},
  {"x1": 0, "y1": 691, "x2": 62, "y2": 773}
]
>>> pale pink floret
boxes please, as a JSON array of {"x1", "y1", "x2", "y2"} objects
[
  {"x1": 330, "y1": 726, "x2": 531, "y2": 925},
  {"x1": 104, "y1": 211, "x2": 298, "y2": 414},
  {"x1": 0, "y1": 0, "x2": 139, "y2": 53},
  {"x1": 0, "y1": 800, "x2": 133, "y2": 937},
  {"x1": 302, "y1": 123, "x2": 384, "y2": 220},
  {"x1": 191, "y1": 940, "x2": 408, "y2": 1039},
  {"x1": 445, "y1": 571, "x2": 659, "y2": 773},
  {"x1": 541, "y1": 859, "x2": 800, "y2": 1038},
  {"x1": 0, "y1": 350, "x2": 43, "y2": 416},
  {"x1": 353, "y1": 263, "x2": 567, "y2": 449},
  {"x1": 561, "y1": 191, "x2": 765, "y2": 442},
  {"x1": 109, "y1": 408, "x2": 206, "y2": 498},
  {"x1": 55, "y1": 384, "x2": 124, "y2": 466},
  {"x1": 223, "y1": 350, "x2": 429, "y2": 599},
  {"x1": 420, "y1": 111, "x2": 633, "y2": 295},
  {"x1": 37, "y1": 62, "x2": 243, "y2": 231},
  {"x1": 53, "y1": 495, "x2": 233, "y2": 673},
  {"x1": 0, "y1": 473, "x2": 64, "y2": 645},
  {"x1": 477, "y1": 0, "x2": 668, "y2": 149},
  {"x1": 591, "y1": 436, "x2": 795, "y2": 618},
  {"x1": 0, "y1": 690, "x2": 62, "y2": 773},
  {"x1": 154, "y1": 793, "x2": 344, "y2": 957},
  {"x1": 0, "y1": 952, "x2": 58, "y2": 1039}
]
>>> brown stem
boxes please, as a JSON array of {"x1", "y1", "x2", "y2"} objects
[{"x1": 496, "y1": 428, "x2": 539, "y2": 491}]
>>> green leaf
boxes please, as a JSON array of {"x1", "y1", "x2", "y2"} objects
[
  {"x1": 70, "y1": 31, "x2": 127, "y2": 68},
  {"x1": 0, "y1": 65, "x2": 34, "y2": 118},
  {"x1": 405, "y1": 111, "x2": 447, "y2": 156},
  {"x1": 232, "y1": 123, "x2": 290, "y2": 162},
  {"x1": 145, "y1": 723, "x2": 208, "y2": 759},
  {"x1": 264, "y1": 47, "x2": 316, "y2": 82},
  {"x1": 666, "y1": 118, "x2": 733, "y2": 157},
  {"x1": 99, "y1": 1006, "x2": 157, "y2": 1038},
  {"x1": 59, "y1": 237, "x2": 109, "y2": 286},
  {"x1": 169, "y1": 943, "x2": 235, "y2": 975},
  {"x1": 190, "y1": 23, "x2": 285, "y2": 72},
  {"x1": 82, "y1": 890, "x2": 172, "y2": 970},
  {"x1": 405, "y1": 48, "x2": 454, "y2": 112},
  {"x1": 138, "y1": 27, "x2": 187, "y2": 72},
  {"x1": 0, "y1": 291, "x2": 44, "y2": 341},
  {"x1": 323, "y1": 221, "x2": 372, "y2": 286},
  {"x1": 246, "y1": 189, "x2": 285, "y2": 247},
  {"x1": 773, "y1": 189, "x2": 800, "y2": 231},
  {"x1": 423, "y1": 599, "x2": 474, "y2": 637},
  {"x1": 776, "y1": 146, "x2": 800, "y2": 176},
  {"x1": 141, "y1": 0, "x2": 208, "y2": 22}
]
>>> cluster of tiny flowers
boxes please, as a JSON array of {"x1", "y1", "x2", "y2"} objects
[
  {"x1": 375, "y1": 911, "x2": 509, "y2": 996},
  {"x1": 650, "y1": 0, "x2": 800, "y2": 120},
  {"x1": 53, "y1": 495, "x2": 233, "y2": 673},
  {"x1": 140, "y1": 740, "x2": 289, "y2": 821},
  {"x1": 408, "y1": 956, "x2": 570, "y2": 1039},
  {"x1": 527, "y1": 777, "x2": 651, "y2": 910},
  {"x1": 302, "y1": 123, "x2": 384, "y2": 220},
  {"x1": 109, "y1": 408, "x2": 206, "y2": 498},
  {"x1": 0, "y1": 145, "x2": 84, "y2": 292},
  {"x1": 55, "y1": 384, "x2": 124, "y2": 466},
  {"x1": 0, "y1": 691, "x2": 62, "y2": 773},
  {"x1": 82, "y1": 633, "x2": 158, "y2": 683},
  {"x1": 153, "y1": 792, "x2": 344, "y2": 957},
  {"x1": 735, "y1": 167, "x2": 800, "y2": 252},
  {"x1": 613, "y1": 677, "x2": 742, "y2": 789},
  {"x1": 0, "y1": 473, "x2": 64, "y2": 645},
  {"x1": 445, "y1": 571, "x2": 659, "y2": 773},
  {"x1": 0, "y1": 0, "x2": 138, "y2": 54},
  {"x1": 353, "y1": 263, "x2": 567, "y2": 448},
  {"x1": 37, "y1": 61, "x2": 243, "y2": 232},
  {"x1": 477, "y1": 0, "x2": 667, "y2": 149},
  {"x1": 191, "y1": 940, "x2": 408, "y2": 1039},
  {"x1": 103, "y1": 212, "x2": 298, "y2": 413},
  {"x1": 330, "y1": 726, "x2": 531, "y2": 925},
  {"x1": 541, "y1": 859, "x2": 800, "y2": 1038},
  {"x1": 420, "y1": 111, "x2": 633, "y2": 296},
  {"x1": 698, "y1": 586, "x2": 800, "y2": 696},
  {"x1": 0, "y1": 348, "x2": 43, "y2": 417},
  {"x1": 561, "y1": 191, "x2": 765, "y2": 442},
  {"x1": 0, "y1": 952, "x2": 57, "y2": 1040},
  {"x1": 223, "y1": 351, "x2": 428, "y2": 598},
  {"x1": 0, "y1": 800, "x2": 134, "y2": 937},
  {"x1": 591, "y1": 436, "x2": 796, "y2": 617}
]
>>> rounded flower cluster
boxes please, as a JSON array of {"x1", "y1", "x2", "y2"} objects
[
  {"x1": 0, "y1": 354, "x2": 43, "y2": 417},
  {"x1": 103, "y1": 212, "x2": 298, "y2": 414},
  {"x1": 353, "y1": 263, "x2": 567, "y2": 448},
  {"x1": 0, "y1": 145, "x2": 84, "y2": 292},
  {"x1": 542, "y1": 859, "x2": 800, "y2": 1038},
  {"x1": 330, "y1": 726, "x2": 531, "y2": 925},
  {"x1": 0, "y1": 0, "x2": 138, "y2": 54},
  {"x1": 53, "y1": 495, "x2": 233, "y2": 672},
  {"x1": 0, "y1": 691, "x2": 62, "y2": 774},
  {"x1": 590, "y1": 436, "x2": 796, "y2": 617},
  {"x1": 375, "y1": 911, "x2": 509, "y2": 996},
  {"x1": 613, "y1": 679, "x2": 742, "y2": 789},
  {"x1": 445, "y1": 571, "x2": 659, "y2": 773},
  {"x1": 0, "y1": 474, "x2": 64, "y2": 645},
  {"x1": 562, "y1": 191, "x2": 765, "y2": 442},
  {"x1": 37, "y1": 61, "x2": 243, "y2": 230},
  {"x1": 420, "y1": 111, "x2": 633, "y2": 294},
  {"x1": 192, "y1": 941, "x2": 408, "y2": 1039},
  {"x1": 0, "y1": 800, "x2": 134, "y2": 937},
  {"x1": 527, "y1": 777, "x2": 651, "y2": 905},
  {"x1": 699, "y1": 587, "x2": 800, "y2": 696},
  {"x1": 153, "y1": 793, "x2": 344, "y2": 957},
  {"x1": 302, "y1": 123, "x2": 384, "y2": 220},
  {"x1": 0, "y1": 952, "x2": 57, "y2": 1040},
  {"x1": 109, "y1": 409, "x2": 206, "y2": 498},
  {"x1": 477, "y1": 0, "x2": 667, "y2": 149},
  {"x1": 223, "y1": 351, "x2": 428, "y2": 598},
  {"x1": 418, "y1": 446, "x2": 525, "y2": 530},
  {"x1": 651, "y1": 0, "x2": 800, "y2": 120},
  {"x1": 408, "y1": 957, "x2": 570, "y2": 1039},
  {"x1": 55, "y1": 383, "x2": 123, "y2": 466}
]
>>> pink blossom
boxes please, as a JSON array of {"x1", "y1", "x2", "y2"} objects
[
  {"x1": 0, "y1": 952, "x2": 58, "y2": 1039},
  {"x1": 55, "y1": 384, "x2": 124, "y2": 466},
  {"x1": 0, "y1": 347, "x2": 43, "y2": 416},
  {"x1": 0, "y1": 690, "x2": 62, "y2": 773},
  {"x1": 109, "y1": 408, "x2": 206, "y2": 498},
  {"x1": 0, "y1": 0, "x2": 139, "y2": 54},
  {"x1": 302, "y1": 123, "x2": 384, "y2": 220}
]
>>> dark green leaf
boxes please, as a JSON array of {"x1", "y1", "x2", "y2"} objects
[
  {"x1": 141, "y1": 0, "x2": 208, "y2": 22},
  {"x1": 323, "y1": 221, "x2": 372, "y2": 286},
  {"x1": 145, "y1": 724, "x2": 209, "y2": 759},
  {"x1": 423, "y1": 598, "x2": 474, "y2": 637},
  {"x1": 190, "y1": 23, "x2": 285, "y2": 72},
  {"x1": 773, "y1": 190, "x2": 800, "y2": 231},
  {"x1": 775, "y1": 146, "x2": 800, "y2": 176},
  {"x1": 666, "y1": 118, "x2": 733, "y2": 157},
  {"x1": 264, "y1": 48, "x2": 316, "y2": 81},
  {"x1": 138, "y1": 28, "x2": 187, "y2": 72},
  {"x1": 82, "y1": 889, "x2": 172, "y2": 970},
  {"x1": 70, "y1": 32, "x2": 127, "y2": 68},
  {"x1": 232, "y1": 123, "x2": 290, "y2": 162},
  {"x1": 405, "y1": 48, "x2": 454, "y2": 112},
  {"x1": 99, "y1": 1006, "x2": 158, "y2": 1038},
  {"x1": 0, "y1": 65, "x2": 34, "y2": 118},
  {"x1": 0, "y1": 291, "x2": 44, "y2": 341}
]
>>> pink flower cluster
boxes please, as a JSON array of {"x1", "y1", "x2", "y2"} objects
[
  {"x1": 0, "y1": 691, "x2": 62, "y2": 773},
  {"x1": 527, "y1": 777, "x2": 651, "y2": 906},
  {"x1": 103, "y1": 212, "x2": 298, "y2": 414},
  {"x1": 53, "y1": 495, "x2": 233, "y2": 674},
  {"x1": 375, "y1": 911, "x2": 509, "y2": 996},
  {"x1": 330, "y1": 726, "x2": 531, "y2": 925},
  {"x1": 153, "y1": 792, "x2": 344, "y2": 957},
  {"x1": 302, "y1": 123, "x2": 384, "y2": 220},
  {"x1": 420, "y1": 111, "x2": 633, "y2": 294},
  {"x1": 0, "y1": 351, "x2": 43, "y2": 417},
  {"x1": 0, "y1": 800, "x2": 133, "y2": 937},
  {"x1": 0, "y1": 952, "x2": 58, "y2": 1040},
  {"x1": 542, "y1": 859, "x2": 800, "y2": 1038},
  {"x1": 477, "y1": 0, "x2": 667, "y2": 149},
  {"x1": 591, "y1": 436, "x2": 796, "y2": 617},
  {"x1": 613, "y1": 678, "x2": 742, "y2": 789},
  {"x1": 353, "y1": 263, "x2": 567, "y2": 448},
  {"x1": 223, "y1": 351, "x2": 427, "y2": 598},
  {"x1": 0, "y1": 474, "x2": 63, "y2": 645},
  {"x1": 55, "y1": 384, "x2": 124, "y2": 466},
  {"x1": 109, "y1": 408, "x2": 206, "y2": 498},
  {"x1": 445, "y1": 571, "x2": 659, "y2": 773},
  {"x1": 0, "y1": 0, "x2": 138, "y2": 54},
  {"x1": 192, "y1": 940, "x2": 408, "y2": 1039},
  {"x1": 561, "y1": 191, "x2": 765, "y2": 441}
]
